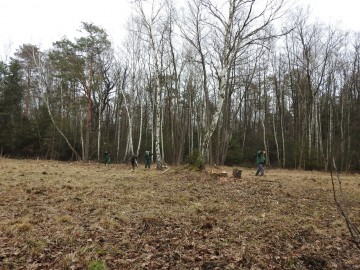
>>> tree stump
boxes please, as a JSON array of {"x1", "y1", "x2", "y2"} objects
[
  {"x1": 156, "y1": 162, "x2": 168, "y2": 171},
  {"x1": 232, "y1": 168, "x2": 242, "y2": 179}
]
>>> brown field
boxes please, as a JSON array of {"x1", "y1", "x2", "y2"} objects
[{"x1": 0, "y1": 158, "x2": 359, "y2": 270}]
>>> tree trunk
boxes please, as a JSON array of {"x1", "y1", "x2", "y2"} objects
[
  {"x1": 272, "y1": 111, "x2": 280, "y2": 166},
  {"x1": 45, "y1": 96, "x2": 81, "y2": 161},
  {"x1": 97, "y1": 109, "x2": 102, "y2": 161},
  {"x1": 136, "y1": 99, "x2": 143, "y2": 156},
  {"x1": 201, "y1": 68, "x2": 227, "y2": 161}
]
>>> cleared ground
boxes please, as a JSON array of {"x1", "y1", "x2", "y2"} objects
[{"x1": 0, "y1": 158, "x2": 359, "y2": 269}]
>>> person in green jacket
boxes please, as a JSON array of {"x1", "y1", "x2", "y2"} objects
[
  {"x1": 103, "y1": 151, "x2": 111, "y2": 166},
  {"x1": 144, "y1": 151, "x2": 153, "y2": 169},
  {"x1": 255, "y1": 150, "x2": 266, "y2": 176}
]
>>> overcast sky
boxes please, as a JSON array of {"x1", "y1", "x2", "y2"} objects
[
  {"x1": 1, "y1": 0, "x2": 360, "y2": 60},
  {"x1": 301, "y1": 0, "x2": 360, "y2": 30},
  {"x1": 1, "y1": 0, "x2": 132, "y2": 56}
]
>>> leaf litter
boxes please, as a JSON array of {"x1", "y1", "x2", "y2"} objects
[{"x1": 0, "y1": 158, "x2": 359, "y2": 269}]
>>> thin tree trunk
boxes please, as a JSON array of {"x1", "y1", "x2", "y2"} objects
[
  {"x1": 201, "y1": 68, "x2": 227, "y2": 161},
  {"x1": 161, "y1": 105, "x2": 165, "y2": 162},
  {"x1": 80, "y1": 105, "x2": 85, "y2": 160},
  {"x1": 45, "y1": 96, "x2": 81, "y2": 161},
  {"x1": 272, "y1": 111, "x2": 280, "y2": 166},
  {"x1": 116, "y1": 102, "x2": 122, "y2": 162},
  {"x1": 136, "y1": 100, "x2": 143, "y2": 156},
  {"x1": 97, "y1": 110, "x2": 102, "y2": 161},
  {"x1": 155, "y1": 83, "x2": 162, "y2": 168}
]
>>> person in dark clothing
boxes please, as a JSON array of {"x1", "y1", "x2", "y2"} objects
[
  {"x1": 144, "y1": 151, "x2": 153, "y2": 169},
  {"x1": 130, "y1": 155, "x2": 139, "y2": 170},
  {"x1": 103, "y1": 151, "x2": 110, "y2": 165},
  {"x1": 255, "y1": 150, "x2": 266, "y2": 176}
]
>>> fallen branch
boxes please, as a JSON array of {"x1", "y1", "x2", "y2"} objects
[
  {"x1": 160, "y1": 168, "x2": 170, "y2": 174},
  {"x1": 330, "y1": 157, "x2": 360, "y2": 249}
]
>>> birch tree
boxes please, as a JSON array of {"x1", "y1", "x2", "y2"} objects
[
  {"x1": 191, "y1": 0, "x2": 288, "y2": 164},
  {"x1": 133, "y1": 0, "x2": 168, "y2": 168}
]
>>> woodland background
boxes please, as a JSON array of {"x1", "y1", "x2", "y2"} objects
[{"x1": 1, "y1": 0, "x2": 360, "y2": 171}]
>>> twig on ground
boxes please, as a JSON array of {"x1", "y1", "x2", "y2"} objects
[{"x1": 330, "y1": 157, "x2": 360, "y2": 249}]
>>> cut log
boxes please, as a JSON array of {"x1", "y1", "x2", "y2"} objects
[{"x1": 211, "y1": 170, "x2": 228, "y2": 177}]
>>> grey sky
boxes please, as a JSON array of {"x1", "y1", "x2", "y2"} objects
[{"x1": 1, "y1": 0, "x2": 359, "y2": 60}]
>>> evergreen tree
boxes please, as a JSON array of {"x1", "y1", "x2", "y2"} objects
[{"x1": 0, "y1": 59, "x2": 24, "y2": 155}]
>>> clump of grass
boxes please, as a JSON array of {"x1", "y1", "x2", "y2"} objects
[
  {"x1": 331, "y1": 219, "x2": 344, "y2": 228},
  {"x1": 191, "y1": 202, "x2": 204, "y2": 214},
  {"x1": 108, "y1": 246, "x2": 126, "y2": 258},
  {"x1": 99, "y1": 217, "x2": 118, "y2": 229},
  {"x1": 242, "y1": 215, "x2": 261, "y2": 226},
  {"x1": 58, "y1": 215, "x2": 73, "y2": 223},
  {"x1": 95, "y1": 247, "x2": 107, "y2": 256},
  {"x1": 60, "y1": 252, "x2": 77, "y2": 269},
  {"x1": 112, "y1": 214, "x2": 129, "y2": 224},
  {"x1": 16, "y1": 222, "x2": 32, "y2": 232},
  {"x1": 142, "y1": 214, "x2": 163, "y2": 226},
  {"x1": 88, "y1": 260, "x2": 107, "y2": 270},
  {"x1": 205, "y1": 205, "x2": 221, "y2": 214},
  {"x1": 29, "y1": 240, "x2": 47, "y2": 258},
  {"x1": 10, "y1": 218, "x2": 33, "y2": 233}
]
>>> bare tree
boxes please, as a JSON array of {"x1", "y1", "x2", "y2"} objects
[
  {"x1": 183, "y1": 0, "x2": 288, "y2": 165},
  {"x1": 133, "y1": 0, "x2": 169, "y2": 168}
]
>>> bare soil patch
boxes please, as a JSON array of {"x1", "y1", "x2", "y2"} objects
[{"x1": 0, "y1": 158, "x2": 359, "y2": 269}]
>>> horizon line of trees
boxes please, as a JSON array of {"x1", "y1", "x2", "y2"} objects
[{"x1": 0, "y1": 0, "x2": 359, "y2": 171}]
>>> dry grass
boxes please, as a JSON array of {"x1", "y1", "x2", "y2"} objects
[{"x1": 0, "y1": 158, "x2": 359, "y2": 269}]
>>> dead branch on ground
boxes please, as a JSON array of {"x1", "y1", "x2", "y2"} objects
[{"x1": 330, "y1": 157, "x2": 360, "y2": 249}]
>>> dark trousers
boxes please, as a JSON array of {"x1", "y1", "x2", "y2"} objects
[
  {"x1": 255, "y1": 164, "x2": 265, "y2": 176},
  {"x1": 131, "y1": 161, "x2": 137, "y2": 170}
]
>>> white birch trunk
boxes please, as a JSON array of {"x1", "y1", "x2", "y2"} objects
[
  {"x1": 120, "y1": 88, "x2": 134, "y2": 158},
  {"x1": 272, "y1": 110, "x2": 280, "y2": 166},
  {"x1": 340, "y1": 92, "x2": 345, "y2": 169},
  {"x1": 154, "y1": 79, "x2": 162, "y2": 168},
  {"x1": 136, "y1": 100, "x2": 143, "y2": 156},
  {"x1": 314, "y1": 101, "x2": 319, "y2": 155},
  {"x1": 97, "y1": 110, "x2": 102, "y2": 161},
  {"x1": 201, "y1": 68, "x2": 227, "y2": 160},
  {"x1": 151, "y1": 109, "x2": 154, "y2": 161},
  {"x1": 329, "y1": 104, "x2": 333, "y2": 158},
  {"x1": 161, "y1": 104, "x2": 165, "y2": 162},
  {"x1": 346, "y1": 111, "x2": 351, "y2": 170},
  {"x1": 116, "y1": 111, "x2": 122, "y2": 162},
  {"x1": 261, "y1": 113, "x2": 267, "y2": 165},
  {"x1": 80, "y1": 104, "x2": 85, "y2": 159},
  {"x1": 136, "y1": 2, "x2": 163, "y2": 167},
  {"x1": 308, "y1": 102, "x2": 313, "y2": 156},
  {"x1": 318, "y1": 108, "x2": 324, "y2": 168},
  {"x1": 280, "y1": 109, "x2": 286, "y2": 167}
]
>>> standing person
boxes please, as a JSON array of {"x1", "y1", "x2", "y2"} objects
[
  {"x1": 103, "y1": 151, "x2": 110, "y2": 166},
  {"x1": 144, "y1": 151, "x2": 153, "y2": 169},
  {"x1": 130, "y1": 155, "x2": 139, "y2": 171},
  {"x1": 255, "y1": 150, "x2": 266, "y2": 176}
]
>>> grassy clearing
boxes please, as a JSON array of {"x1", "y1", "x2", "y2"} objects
[{"x1": 0, "y1": 158, "x2": 359, "y2": 269}]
